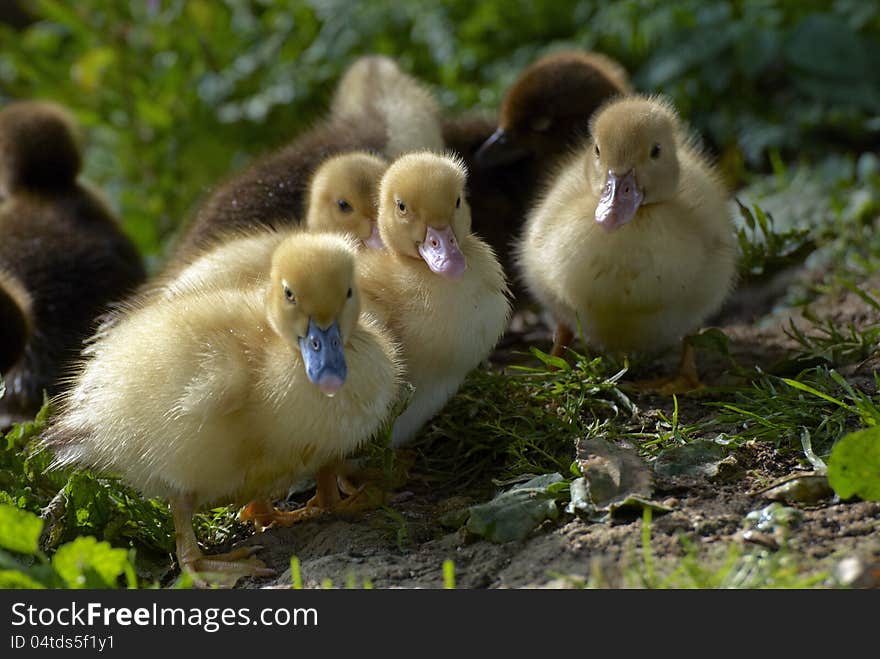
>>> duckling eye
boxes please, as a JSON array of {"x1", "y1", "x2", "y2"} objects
[
  {"x1": 455, "y1": 196, "x2": 461, "y2": 209},
  {"x1": 346, "y1": 287, "x2": 352, "y2": 299},
  {"x1": 337, "y1": 199, "x2": 353, "y2": 213},
  {"x1": 283, "y1": 284, "x2": 296, "y2": 304},
  {"x1": 650, "y1": 143, "x2": 661, "y2": 159},
  {"x1": 594, "y1": 144, "x2": 600, "y2": 158},
  {"x1": 396, "y1": 199, "x2": 407, "y2": 214}
]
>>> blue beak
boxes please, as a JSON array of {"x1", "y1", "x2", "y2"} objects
[{"x1": 298, "y1": 318, "x2": 347, "y2": 396}]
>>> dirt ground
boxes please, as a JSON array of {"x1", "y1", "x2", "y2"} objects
[{"x1": 228, "y1": 270, "x2": 880, "y2": 589}]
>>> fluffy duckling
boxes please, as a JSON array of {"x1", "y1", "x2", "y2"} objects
[
  {"x1": 0, "y1": 101, "x2": 145, "y2": 426},
  {"x1": 517, "y1": 95, "x2": 737, "y2": 392},
  {"x1": 158, "y1": 229, "x2": 282, "y2": 301},
  {"x1": 358, "y1": 152, "x2": 510, "y2": 446},
  {"x1": 43, "y1": 232, "x2": 401, "y2": 581},
  {"x1": 331, "y1": 55, "x2": 445, "y2": 157},
  {"x1": 476, "y1": 50, "x2": 631, "y2": 169},
  {"x1": 304, "y1": 151, "x2": 388, "y2": 249},
  {"x1": 155, "y1": 152, "x2": 387, "y2": 303},
  {"x1": 172, "y1": 116, "x2": 386, "y2": 266}
]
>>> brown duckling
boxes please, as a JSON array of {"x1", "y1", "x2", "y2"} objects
[
  {"x1": 516, "y1": 95, "x2": 737, "y2": 392},
  {"x1": 0, "y1": 100, "x2": 145, "y2": 426},
  {"x1": 43, "y1": 232, "x2": 401, "y2": 583},
  {"x1": 169, "y1": 114, "x2": 386, "y2": 268},
  {"x1": 475, "y1": 50, "x2": 630, "y2": 169}
]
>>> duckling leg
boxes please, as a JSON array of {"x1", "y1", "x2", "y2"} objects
[
  {"x1": 171, "y1": 494, "x2": 274, "y2": 587},
  {"x1": 239, "y1": 465, "x2": 387, "y2": 531},
  {"x1": 550, "y1": 323, "x2": 574, "y2": 358},
  {"x1": 635, "y1": 340, "x2": 705, "y2": 395},
  {"x1": 238, "y1": 498, "x2": 325, "y2": 531},
  {"x1": 317, "y1": 464, "x2": 389, "y2": 513},
  {"x1": 291, "y1": 465, "x2": 385, "y2": 517}
]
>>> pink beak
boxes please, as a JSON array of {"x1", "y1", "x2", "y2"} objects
[
  {"x1": 418, "y1": 225, "x2": 466, "y2": 280},
  {"x1": 595, "y1": 170, "x2": 643, "y2": 231},
  {"x1": 316, "y1": 374, "x2": 344, "y2": 397},
  {"x1": 363, "y1": 221, "x2": 384, "y2": 250}
]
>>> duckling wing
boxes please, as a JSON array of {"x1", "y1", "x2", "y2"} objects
[{"x1": 171, "y1": 333, "x2": 252, "y2": 422}]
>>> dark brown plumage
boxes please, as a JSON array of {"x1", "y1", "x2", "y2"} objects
[
  {"x1": 0, "y1": 101, "x2": 145, "y2": 425},
  {"x1": 475, "y1": 51, "x2": 631, "y2": 169},
  {"x1": 442, "y1": 112, "x2": 535, "y2": 284},
  {"x1": 0, "y1": 101, "x2": 81, "y2": 195},
  {"x1": 168, "y1": 111, "x2": 387, "y2": 269}
]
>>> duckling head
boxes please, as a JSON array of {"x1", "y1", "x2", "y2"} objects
[
  {"x1": 306, "y1": 152, "x2": 388, "y2": 249},
  {"x1": 588, "y1": 95, "x2": 680, "y2": 231},
  {"x1": 476, "y1": 51, "x2": 629, "y2": 168},
  {"x1": 266, "y1": 232, "x2": 361, "y2": 396},
  {"x1": 378, "y1": 152, "x2": 470, "y2": 279},
  {"x1": 0, "y1": 101, "x2": 81, "y2": 196}
]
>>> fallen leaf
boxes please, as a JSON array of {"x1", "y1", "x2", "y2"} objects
[
  {"x1": 465, "y1": 473, "x2": 564, "y2": 543},
  {"x1": 654, "y1": 440, "x2": 733, "y2": 479},
  {"x1": 576, "y1": 438, "x2": 652, "y2": 507},
  {"x1": 827, "y1": 427, "x2": 880, "y2": 501},
  {"x1": 760, "y1": 473, "x2": 834, "y2": 504}
]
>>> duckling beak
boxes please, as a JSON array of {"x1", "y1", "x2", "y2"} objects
[
  {"x1": 299, "y1": 318, "x2": 347, "y2": 397},
  {"x1": 475, "y1": 128, "x2": 530, "y2": 168},
  {"x1": 419, "y1": 225, "x2": 466, "y2": 280},
  {"x1": 363, "y1": 221, "x2": 384, "y2": 250},
  {"x1": 595, "y1": 169, "x2": 643, "y2": 231}
]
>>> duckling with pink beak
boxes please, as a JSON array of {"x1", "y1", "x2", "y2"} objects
[
  {"x1": 594, "y1": 169, "x2": 644, "y2": 231},
  {"x1": 357, "y1": 151, "x2": 511, "y2": 447},
  {"x1": 419, "y1": 224, "x2": 467, "y2": 279}
]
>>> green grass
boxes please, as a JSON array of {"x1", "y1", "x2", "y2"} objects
[{"x1": 414, "y1": 349, "x2": 633, "y2": 489}]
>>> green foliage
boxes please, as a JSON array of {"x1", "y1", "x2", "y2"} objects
[
  {"x1": 707, "y1": 367, "x2": 880, "y2": 454},
  {"x1": 464, "y1": 473, "x2": 564, "y2": 543},
  {"x1": 827, "y1": 427, "x2": 880, "y2": 501},
  {"x1": 0, "y1": 504, "x2": 42, "y2": 555},
  {"x1": 735, "y1": 200, "x2": 815, "y2": 281},
  {"x1": 416, "y1": 351, "x2": 631, "y2": 489},
  {"x1": 0, "y1": 402, "x2": 241, "y2": 585},
  {"x1": 785, "y1": 313, "x2": 880, "y2": 367},
  {"x1": 51, "y1": 536, "x2": 137, "y2": 589},
  {"x1": 0, "y1": 397, "x2": 65, "y2": 515},
  {"x1": 0, "y1": 504, "x2": 136, "y2": 589}
]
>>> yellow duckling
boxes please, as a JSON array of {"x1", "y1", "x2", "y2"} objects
[
  {"x1": 158, "y1": 152, "x2": 388, "y2": 303},
  {"x1": 43, "y1": 232, "x2": 401, "y2": 581},
  {"x1": 358, "y1": 152, "x2": 511, "y2": 446},
  {"x1": 517, "y1": 95, "x2": 736, "y2": 392},
  {"x1": 304, "y1": 151, "x2": 388, "y2": 249},
  {"x1": 331, "y1": 55, "x2": 445, "y2": 157}
]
